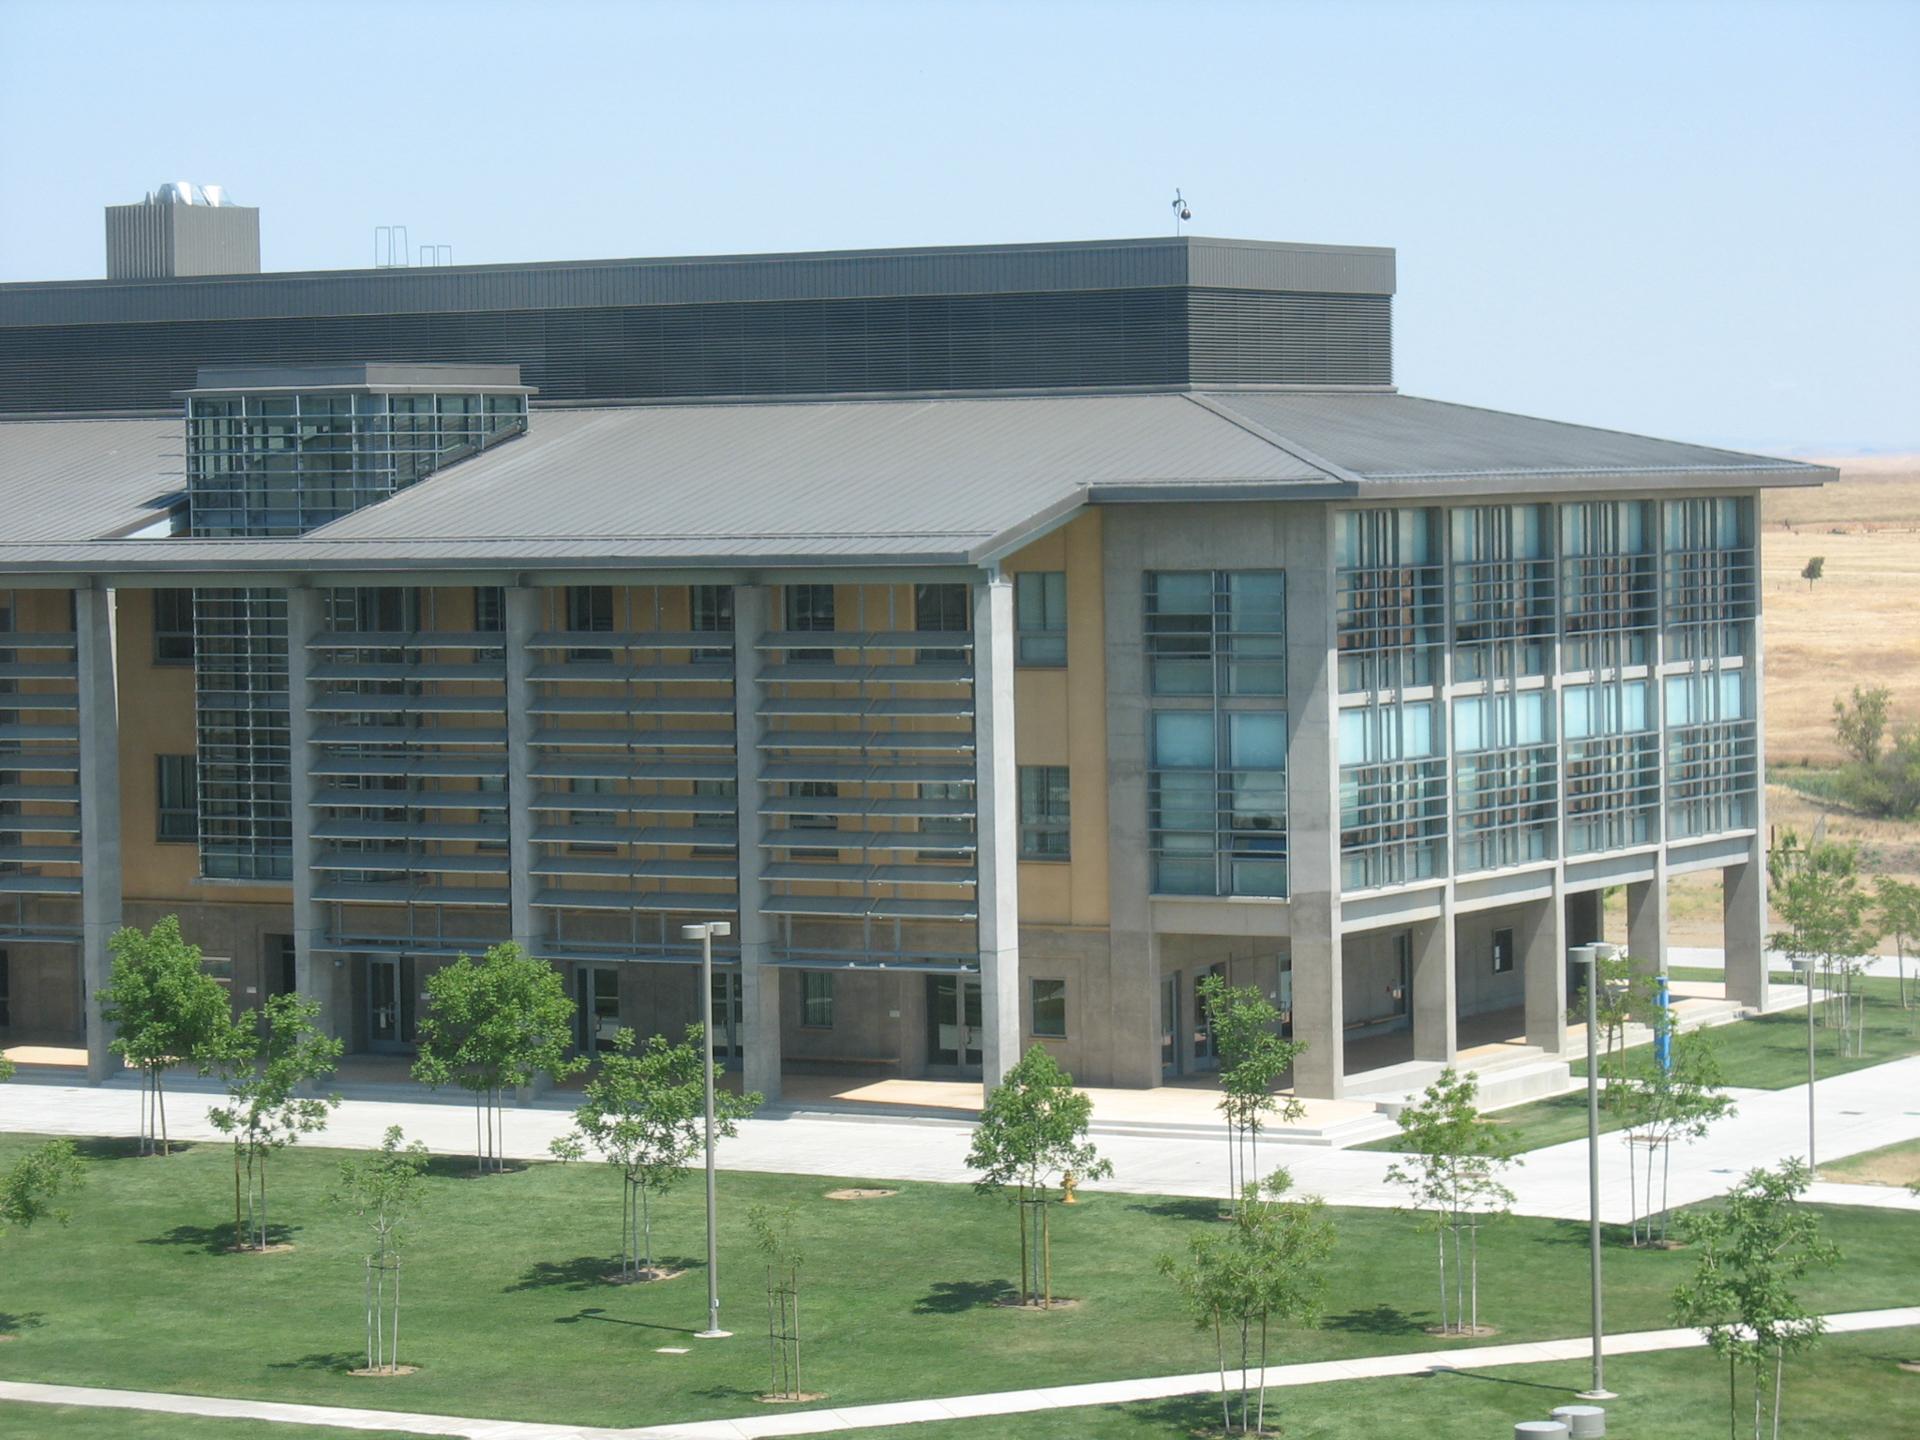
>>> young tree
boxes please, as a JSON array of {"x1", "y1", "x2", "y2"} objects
[
  {"x1": 413, "y1": 942, "x2": 585, "y2": 1173},
  {"x1": 1800, "y1": 555, "x2": 1824, "y2": 591},
  {"x1": 1159, "y1": 1169, "x2": 1336, "y2": 1436},
  {"x1": 1770, "y1": 836, "x2": 1878, "y2": 1058},
  {"x1": 1616, "y1": 1023, "x2": 1736, "y2": 1245},
  {"x1": 98, "y1": 916, "x2": 235, "y2": 1156},
  {"x1": 549, "y1": 1025, "x2": 761, "y2": 1280},
  {"x1": 205, "y1": 993, "x2": 343, "y2": 1253},
  {"x1": 1195, "y1": 974, "x2": 1305, "y2": 1210},
  {"x1": 1, "y1": 1139, "x2": 86, "y2": 1236},
  {"x1": 748, "y1": 1202, "x2": 806, "y2": 1401},
  {"x1": 966, "y1": 1044, "x2": 1113, "y2": 1309},
  {"x1": 1672, "y1": 1160, "x2": 1839, "y2": 1440},
  {"x1": 1833, "y1": 685, "x2": 1892, "y2": 768},
  {"x1": 332, "y1": 1126, "x2": 430, "y2": 1375},
  {"x1": 1384, "y1": 1068, "x2": 1519, "y2": 1335},
  {"x1": 0, "y1": 1051, "x2": 13, "y2": 1084},
  {"x1": 1569, "y1": 948, "x2": 1656, "y2": 1103},
  {"x1": 1875, "y1": 876, "x2": 1920, "y2": 1011}
]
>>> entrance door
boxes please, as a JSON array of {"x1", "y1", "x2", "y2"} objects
[
  {"x1": 367, "y1": 957, "x2": 417, "y2": 1053},
  {"x1": 711, "y1": 971, "x2": 743, "y2": 1060},
  {"x1": 925, "y1": 975, "x2": 984, "y2": 1074},
  {"x1": 1160, "y1": 975, "x2": 1180, "y2": 1079},
  {"x1": 1191, "y1": 963, "x2": 1226, "y2": 1072},
  {"x1": 576, "y1": 965, "x2": 622, "y2": 1056}
]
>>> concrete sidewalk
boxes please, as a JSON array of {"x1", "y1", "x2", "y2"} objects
[
  {"x1": 2, "y1": 1055, "x2": 1917, "y2": 1223},
  {"x1": 3, "y1": 1307, "x2": 1916, "y2": 1439}
]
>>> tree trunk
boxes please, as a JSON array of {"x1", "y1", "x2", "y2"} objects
[
  {"x1": 1469, "y1": 1223, "x2": 1479, "y2": 1332},
  {"x1": 1214, "y1": 1314, "x2": 1229, "y2": 1435},
  {"x1": 1017, "y1": 1185, "x2": 1030, "y2": 1307},
  {"x1": 157, "y1": 1069, "x2": 170, "y2": 1156},
  {"x1": 1256, "y1": 1314, "x2": 1269, "y2": 1434},
  {"x1": 641, "y1": 1182, "x2": 654, "y2": 1275},
  {"x1": 259, "y1": 1149, "x2": 269, "y2": 1251},
  {"x1": 1040, "y1": 1196, "x2": 1053, "y2": 1308},
  {"x1": 233, "y1": 1144, "x2": 245, "y2": 1253},
  {"x1": 1436, "y1": 1222, "x2": 1448, "y2": 1332}
]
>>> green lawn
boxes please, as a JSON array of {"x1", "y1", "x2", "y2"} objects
[
  {"x1": 0, "y1": 1135, "x2": 1914, "y2": 1432},
  {"x1": 848, "y1": 1327, "x2": 1920, "y2": 1439},
  {"x1": 0, "y1": 1408, "x2": 423, "y2": 1439},
  {"x1": 1361, "y1": 974, "x2": 1920, "y2": 1155}
]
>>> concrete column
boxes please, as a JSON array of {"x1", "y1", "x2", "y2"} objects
[
  {"x1": 1724, "y1": 844, "x2": 1769, "y2": 1010},
  {"x1": 1411, "y1": 902, "x2": 1457, "y2": 1063},
  {"x1": 505, "y1": 585, "x2": 538, "y2": 956},
  {"x1": 973, "y1": 573, "x2": 1021, "y2": 1092},
  {"x1": 1098, "y1": 513, "x2": 1163, "y2": 1089},
  {"x1": 1522, "y1": 874, "x2": 1569, "y2": 1055},
  {"x1": 731, "y1": 585, "x2": 781, "y2": 1101},
  {"x1": 1626, "y1": 853, "x2": 1669, "y2": 980},
  {"x1": 1286, "y1": 503, "x2": 1344, "y2": 1099},
  {"x1": 285, "y1": 586, "x2": 339, "y2": 1039},
  {"x1": 76, "y1": 585, "x2": 123, "y2": 1083}
]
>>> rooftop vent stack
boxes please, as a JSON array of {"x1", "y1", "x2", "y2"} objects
[{"x1": 105, "y1": 182, "x2": 260, "y2": 280}]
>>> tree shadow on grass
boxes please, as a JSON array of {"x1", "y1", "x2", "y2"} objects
[
  {"x1": 692, "y1": 1383, "x2": 770, "y2": 1404},
  {"x1": 69, "y1": 1136, "x2": 177, "y2": 1162},
  {"x1": 421, "y1": 1156, "x2": 529, "y2": 1181},
  {"x1": 505, "y1": 1254, "x2": 700, "y2": 1293},
  {"x1": 1322, "y1": 1303, "x2": 1425, "y2": 1336},
  {"x1": 0, "y1": 1312, "x2": 45, "y2": 1338},
  {"x1": 1125, "y1": 1197, "x2": 1224, "y2": 1223},
  {"x1": 141, "y1": 1221, "x2": 300, "y2": 1254},
  {"x1": 1533, "y1": 1216, "x2": 1641, "y2": 1249},
  {"x1": 268, "y1": 1351, "x2": 362, "y2": 1374},
  {"x1": 912, "y1": 1279, "x2": 1016, "y2": 1314}
]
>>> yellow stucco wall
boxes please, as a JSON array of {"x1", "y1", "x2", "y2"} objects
[{"x1": 1006, "y1": 510, "x2": 1109, "y2": 928}]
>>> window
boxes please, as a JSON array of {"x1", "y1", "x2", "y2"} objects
[
  {"x1": 1491, "y1": 928, "x2": 1515, "y2": 974},
  {"x1": 156, "y1": 754, "x2": 197, "y2": 843},
  {"x1": 801, "y1": 972, "x2": 835, "y2": 1028},
  {"x1": 569, "y1": 776, "x2": 619, "y2": 853},
  {"x1": 1015, "y1": 572, "x2": 1067, "y2": 666},
  {"x1": 691, "y1": 585, "x2": 734, "y2": 662},
  {"x1": 916, "y1": 782, "x2": 973, "y2": 862},
  {"x1": 473, "y1": 586, "x2": 505, "y2": 633},
  {"x1": 266, "y1": 934, "x2": 296, "y2": 997},
  {"x1": 691, "y1": 777, "x2": 736, "y2": 856},
  {"x1": 787, "y1": 780, "x2": 839, "y2": 858},
  {"x1": 152, "y1": 589, "x2": 195, "y2": 665},
  {"x1": 914, "y1": 583, "x2": 969, "y2": 665},
  {"x1": 566, "y1": 586, "x2": 614, "y2": 661},
  {"x1": 785, "y1": 584, "x2": 835, "y2": 662},
  {"x1": 1147, "y1": 571, "x2": 1285, "y2": 695},
  {"x1": 1019, "y1": 766, "x2": 1071, "y2": 859},
  {"x1": 1030, "y1": 978, "x2": 1067, "y2": 1038},
  {"x1": 1335, "y1": 509, "x2": 1443, "y2": 693}
]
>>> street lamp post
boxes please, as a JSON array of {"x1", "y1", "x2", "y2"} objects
[
  {"x1": 1572, "y1": 942, "x2": 1616, "y2": 1402},
  {"x1": 682, "y1": 919, "x2": 733, "y2": 1340},
  {"x1": 1791, "y1": 956, "x2": 1816, "y2": 1168}
]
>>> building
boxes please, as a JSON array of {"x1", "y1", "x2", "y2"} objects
[{"x1": 0, "y1": 232, "x2": 1828, "y2": 1100}]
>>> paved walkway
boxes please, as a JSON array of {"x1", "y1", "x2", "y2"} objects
[
  {"x1": 3, "y1": 1307, "x2": 1915, "y2": 1439},
  {"x1": 4, "y1": 1055, "x2": 1917, "y2": 1223}
]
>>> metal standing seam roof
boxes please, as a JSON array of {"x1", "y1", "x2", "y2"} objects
[
  {"x1": 0, "y1": 388, "x2": 1832, "y2": 575},
  {"x1": 0, "y1": 416, "x2": 182, "y2": 541}
]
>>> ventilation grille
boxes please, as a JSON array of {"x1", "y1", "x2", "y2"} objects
[{"x1": 0, "y1": 287, "x2": 1391, "y2": 413}]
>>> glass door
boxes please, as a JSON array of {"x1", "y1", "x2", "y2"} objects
[
  {"x1": 711, "y1": 971, "x2": 743, "y2": 1059},
  {"x1": 576, "y1": 965, "x2": 622, "y2": 1056},
  {"x1": 925, "y1": 975, "x2": 984, "y2": 1074},
  {"x1": 1160, "y1": 975, "x2": 1179, "y2": 1078},
  {"x1": 367, "y1": 957, "x2": 416, "y2": 1053},
  {"x1": 1191, "y1": 962, "x2": 1226, "y2": 1072}
]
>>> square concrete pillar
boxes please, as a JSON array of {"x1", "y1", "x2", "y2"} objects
[
  {"x1": 1411, "y1": 902, "x2": 1457, "y2": 1063},
  {"x1": 1522, "y1": 876, "x2": 1568, "y2": 1056},
  {"x1": 1724, "y1": 844, "x2": 1769, "y2": 1010},
  {"x1": 285, "y1": 586, "x2": 341, "y2": 1040},
  {"x1": 974, "y1": 575, "x2": 1021, "y2": 1092},
  {"x1": 1290, "y1": 929, "x2": 1344, "y2": 1097},
  {"x1": 1626, "y1": 854, "x2": 1669, "y2": 980},
  {"x1": 504, "y1": 585, "x2": 539, "y2": 957},
  {"x1": 731, "y1": 585, "x2": 782, "y2": 1100},
  {"x1": 76, "y1": 585, "x2": 123, "y2": 1082}
]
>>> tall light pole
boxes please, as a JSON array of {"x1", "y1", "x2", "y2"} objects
[
  {"x1": 1572, "y1": 943, "x2": 1616, "y2": 1402},
  {"x1": 1791, "y1": 956, "x2": 1816, "y2": 1168},
  {"x1": 682, "y1": 919, "x2": 732, "y2": 1340}
]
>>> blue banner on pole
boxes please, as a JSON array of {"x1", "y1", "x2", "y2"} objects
[{"x1": 1655, "y1": 972, "x2": 1672, "y2": 1072}]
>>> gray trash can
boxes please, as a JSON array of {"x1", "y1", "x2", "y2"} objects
[
  {"x1": 1551, "y1": 1404, "x2": 1607, "y2": 1438},
  {"x1": 1515, "y1": 1424, "x2": 1569, "y2": 1439}
]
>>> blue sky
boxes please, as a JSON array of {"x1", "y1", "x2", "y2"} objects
[{"x1": 1, "y1": 0, "x2": 1913, "y2": 452}]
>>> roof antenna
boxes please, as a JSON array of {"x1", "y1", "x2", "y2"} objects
[{"x1": 1171, "y1": 189, "x2": 1192, "y2": 234}]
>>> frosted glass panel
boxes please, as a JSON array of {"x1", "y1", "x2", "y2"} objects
[
  {"x1": 1453, "y1": 697, "x2": 1486, "y2": 752},
  {"x1": 1515, "y1": 691, "x2": 1547, "y2": 745},
  {"x1": 1153, "y1": 712, "x2": 1215, "y2": 768},
  {"x1": 1401, "y1": 703, "x2": 1436, "y2": 758},
  {"x1": 1229, "y1": 712, "x2": 1287, "y2": 769}
]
